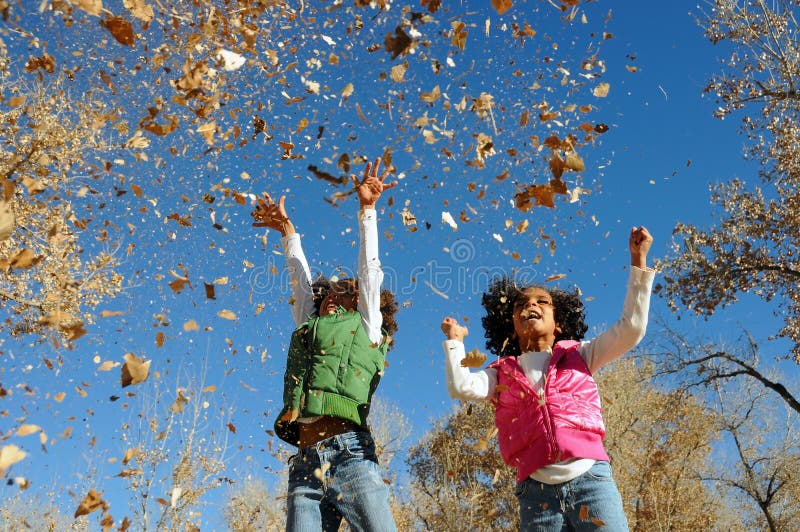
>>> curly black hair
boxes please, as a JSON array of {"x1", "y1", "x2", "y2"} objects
[
  {"x1": 310, "y1": 276, "x2": 399, "y2": 349},
  {"x1": 481, "y1": 276, "x2": 588, "y2": 358}
]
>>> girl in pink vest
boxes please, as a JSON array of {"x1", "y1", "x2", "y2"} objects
[{"x1": 441, "y1": 227, "x2": 654, "y2": 531}]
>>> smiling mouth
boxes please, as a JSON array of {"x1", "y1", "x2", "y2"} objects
[{"x1": 520, "y1": 309, "x2": 541, "y2": 320}]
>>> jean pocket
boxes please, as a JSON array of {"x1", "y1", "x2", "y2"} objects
[{"x1": 584, "y1": 460, "x2": 613, "y2": 482}]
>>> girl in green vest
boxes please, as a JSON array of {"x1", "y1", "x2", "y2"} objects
[{"x1": 251, "y1": 157, "x2": 399, "y2": 532}]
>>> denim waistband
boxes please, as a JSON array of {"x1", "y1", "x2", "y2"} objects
[{"x1": 299, "y1": 430, "x2": 372, "y2": 453}]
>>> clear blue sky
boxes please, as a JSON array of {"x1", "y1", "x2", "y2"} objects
[{"x1": 0, "y1": 0, "x2": 785, "y2": 527}]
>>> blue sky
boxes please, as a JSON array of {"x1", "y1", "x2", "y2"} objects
[{"x1": 0, "y1": 0, "x2": 790, "y2": 527}]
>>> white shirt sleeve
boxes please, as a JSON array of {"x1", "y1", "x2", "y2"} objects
[
  {"x1": 281, "y1": 233, "x2": 315, "y2": 327},
  {"x1": 357, "y1": 208, "x2": 384, "y2": 345},
  {"x1": 443, "y1": 339, "x2": 497, "y2": 400},
  {"x1": 580, "y1": 266, "x2": 656, "y2": 373}
]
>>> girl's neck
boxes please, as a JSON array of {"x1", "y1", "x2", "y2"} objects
[{"x1": 518, "y1": 336, "x2": 554, "y2": 354}]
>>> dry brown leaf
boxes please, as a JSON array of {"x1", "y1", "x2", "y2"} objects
[
  {"x1": 100, "y1": 310, "x2": 125, "y2": 318},
  {"x1": 122, "y1": 447, "x2": 138, "y2": 464},
  {"x1": 183, "y1": 320, "x2": 199, "y2": 332},
  {"x1": 121, "y1": 353, "x2": 150, "y2": 387},
  {"x1": 384, "y1": 26, "x2": 413, "y2": 59},
  {"x1": 100, "y1": 16, "x2": 136, "y2": 47},
  {"x1": 461, "y1": 348, "x2": 487, "y2": 368},
  {"x1": 169, "y1": 390, "x2": 188, "y2": 413},
  {"x1": 545, "y1": 273, "x2": 566, "y2": 282},
  {"x1": 6, "y1": 248, "x2": 40, "y2": 269},
  {"x1": 491, "y1": 0, "x2": 513, "y2": 14},
  {"x1": 74, "y1": 488, "x2": 107, "y2": 518},
  {"x1": 420, "y1": 85, "x2": 441, "y2": 104},
  {"x1": 564, "y1": 151, "x2": 585, "y2": 172}
]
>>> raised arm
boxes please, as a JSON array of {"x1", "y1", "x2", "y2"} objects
[
  {"x1": 251, "y1": 193, "x2": 314, "y2": 326},
  {"x1": 441, "y1": 317, "x2": 496, "y2": 400},
  {"x1": 353, "y1": 157, "x2": 397, "y2": 344},
  {"x1": 581, "y1": 226, "x2": 655, "y2": 372}
]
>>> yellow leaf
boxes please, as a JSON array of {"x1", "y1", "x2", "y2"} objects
[
  {"x1": 120, "y1": 353, "x2": 151, "y2": 387},
  {"x1": 0, "y1": 445, "x2": 27, "y2": 474},
  {"x1": 592, "y1": 82, "x2": 610, "y2": 98},
  {"x1": 16, "y1": 424, "x2": 41, "y2": 437},
  {"x1": 97, "y1": 360, "x2": 119, "y2": 371},
  {"x1": 217, "y1": 309, "x2": 237, "y2": 321}
]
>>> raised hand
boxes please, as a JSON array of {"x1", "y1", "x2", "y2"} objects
[
  {"x1": 251, "y1": 193, "x2": 295, "y2": 236},
  {"x1": 441, "y1": 316, "x2": 469, "y2": 342},
  {"x1": 629, "y1": 226, "x2": 653, "y2": 269},
  {"x1": 352, "y1": 156, "x2": 398, "y2": 208}
]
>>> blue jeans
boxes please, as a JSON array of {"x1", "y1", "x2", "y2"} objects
[
  {"x1": 286, "y1": 431, "x2": 397, "y2": 532},
  {"x1": 516, "y1": 461, "x2": 629, "y2": 531}
]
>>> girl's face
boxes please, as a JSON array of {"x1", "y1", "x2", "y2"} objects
[
  {"x1": 320, "y1": 280, "x2": 358, "y2": 316},
  {"x1": 512, "y1": 287, "x2": 561, "y2": 351}
]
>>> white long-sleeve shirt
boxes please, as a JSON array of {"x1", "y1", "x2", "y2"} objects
[
  {"x1": 280, "y1": 208, "x2": 384, "y2": 344},
  {"x1": 443, "y1": 266, "x2": 655, "y2": 483}
]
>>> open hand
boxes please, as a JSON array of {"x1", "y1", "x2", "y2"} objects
[
  {"x1": 352, "y1": 157, "x2": 398, "y2": 208},
  {"x1": 251, "y1": 193, "x2": 294, "y2": 236}
]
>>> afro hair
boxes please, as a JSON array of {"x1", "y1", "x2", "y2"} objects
[{"x1": 481, "y1": 276, "x2": 588, "y2": 358}]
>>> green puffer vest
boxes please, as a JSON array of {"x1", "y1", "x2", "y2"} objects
[{"x1": 274, "y1": 309, "x2": 389, "y2": 446}]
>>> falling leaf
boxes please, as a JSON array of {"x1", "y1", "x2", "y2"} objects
[
  {"x1": 441, "y1": 211, "x2": 458, "y2": 231},
  {"x1": 545, "y1": 273, "x2": 566, "y2": 282},
  {"x1": 217, "y1": 309, "x2": 237, "y2": 321},
  {"x1": 384, "y1": 26, "x2": 413, "y2": 59},
  {"x1": 15, "y1": 424, "x2": 41, "y2": 437},
  {"x1": 491, "y1": 0, "x2": 513, "y2": 14},
  {"x1": 183, "y1": 320, "x2": 199, "y2": 332},
  {"x1": 74, "y1": 489, "x2": 107, "y2": 517},
  {"x1": 341, "y1": 83, "x2": 354, "y2": 99},
  {"x1": 74, "y1": 0, "x2": 103, "y2": 16},
  {"x1": 123, "y1": 0, "x2": 154, "y2": 22},
  {"x1": 170, "y1": 390, "x2": 188, "y2": 413},
  {"x1": 22, "y1": 176, "x2": 46, "y2": 195},
  {"x1": 0, "y1": 445, "x2": 26, "y2": 474},
  {"x1": 461, "y1": 348, "x2": 487, "y2": 368},
  {"x1": 217, "y1": 49, "x2": 245, "y2": 71},
  {"x1": 97, "y1": 360, "x2": 119, "y2": 371},
  {"x1": 592, "y1": 82, "x2": 610, "y2": 98},
  {"x1": 197, "y1": 121, "x2": 216, "y2": 145},
  {"x1": 121, "y1": 353, "x2": 151, "y2": 387},
  {"x1": 3, "y1": 248, "x2": 40, "y2": 270},
  {"x1": 420, "y1": 85, "x2": 441, "y2": 104},
  {"x1": 100, "y1": 310, "x2": 125, "y2": 318},
  {"x1": 99, "y1": 16, "x2": 136, "y2": 47},
  {"x1": 564, "y1": 151, "x2": 585, "y2": 172},
  {"x1": 227, "y1": 422, "x2": 236, "y2": 433},
  {"x1": 204, "y1": 283, "x2": 216, "y2": 300}
]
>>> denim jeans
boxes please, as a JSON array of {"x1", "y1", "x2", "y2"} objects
[
  {"x1": 286, "y1": 430, "x2": 397, "y2": 532},
  {"x1": 516, "y1": 461, "x2": 629, "y2": 531}
]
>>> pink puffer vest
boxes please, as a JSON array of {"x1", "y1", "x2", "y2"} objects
[{"x1": 488, "y1": 340, "x2": 609, "y2": 482}]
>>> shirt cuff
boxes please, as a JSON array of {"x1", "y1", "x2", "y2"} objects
[{"x1": 281, "y1": 232, "x2": 301, "y2": 250}]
